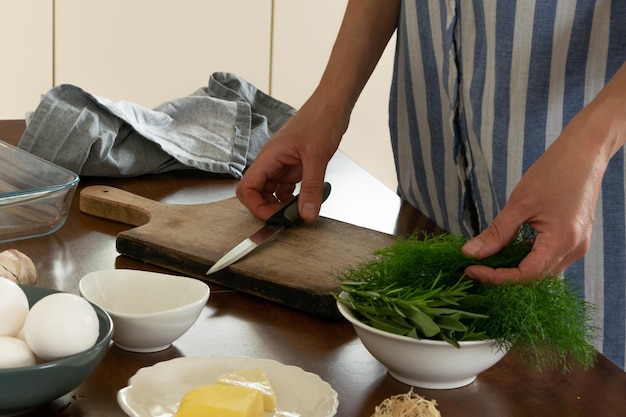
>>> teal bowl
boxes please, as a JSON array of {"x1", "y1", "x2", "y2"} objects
[{"x1": 0, "y1": 286, "x2": 113, "y2": 416}]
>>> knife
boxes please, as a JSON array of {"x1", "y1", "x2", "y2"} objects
[{"x1": 206, "y1": 182, "x2": 332, "y2": 274}]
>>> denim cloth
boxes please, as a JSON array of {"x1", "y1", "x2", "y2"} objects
[{"x1": 18, "y1": 72, "x2": 295, "y2": 177}]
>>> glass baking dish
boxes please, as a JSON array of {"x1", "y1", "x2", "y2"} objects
[{"x1": 0, "y1": 140, "x2": 79, "y2": 244}]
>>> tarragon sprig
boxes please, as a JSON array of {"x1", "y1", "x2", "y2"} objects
[{"x1": 337, "y1": 272, "x2": 489, "y2": 346}]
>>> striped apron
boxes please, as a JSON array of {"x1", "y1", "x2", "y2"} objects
[{"x1": 390, "y1": 0, "x2": 626, "y2": 369}]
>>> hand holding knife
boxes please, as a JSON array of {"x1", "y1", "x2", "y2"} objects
[{"x1": 207, "y1": 182, "x2": 332, "y2": 274}]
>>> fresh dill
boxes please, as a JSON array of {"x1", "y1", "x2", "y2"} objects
[{"x1": 334, "y1": 228, "x2": 597, "y2": 372}]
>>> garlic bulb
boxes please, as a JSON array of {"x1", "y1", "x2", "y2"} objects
[{"x1": 0, "y1": 249, "x2": 37, "y2": 285}]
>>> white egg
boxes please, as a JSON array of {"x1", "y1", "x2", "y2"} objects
[
  {"x1": 0, "y1": 336, "x2": 36, "y2": 368},
  {"x1": 0, "y1": 276, "x2": 29, "y2": 337},
  {"x1": 23, "y1": 293, "x2": 99, "y2": 361},
  {"x1": 15, "y1": 326, "x2": 27, "y2": 344}
]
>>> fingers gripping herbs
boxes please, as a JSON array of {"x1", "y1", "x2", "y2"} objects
[{"x1": 334, "y1": 229, "x2": 597, "y2": 372}]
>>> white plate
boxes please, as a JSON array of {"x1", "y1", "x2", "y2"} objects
[{"x1": 117, "y1": 356, "x2": 339, "y2": 417}]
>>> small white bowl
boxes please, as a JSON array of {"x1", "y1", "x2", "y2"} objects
[
  {"x1": 79, "y1": 269, "x2": 209, "y2": 353},
  {"x1": 337, "y1": 294, "x2": 508, "y2": 389}
]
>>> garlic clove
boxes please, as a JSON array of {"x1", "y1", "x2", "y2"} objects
[{"x1": 0, "y1": 249, "x2": 37, "y2": 285}]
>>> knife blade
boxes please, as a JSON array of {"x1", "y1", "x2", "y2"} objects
[{"x1": 206, "y1": 182, "x2": 332, "y2": 274}]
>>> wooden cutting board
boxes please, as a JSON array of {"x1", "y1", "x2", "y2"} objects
[{"x1": 79, "y1": 185, "x2": 397, "y2": 319}]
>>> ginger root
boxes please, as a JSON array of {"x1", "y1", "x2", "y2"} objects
[
  {"x1": 0, "y1": 249, "x2": 37, "y2": 285},
  {"x1": 371, "y1": 390, "x2": 441, "y2": 417}
]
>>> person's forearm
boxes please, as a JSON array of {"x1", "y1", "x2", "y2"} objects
[
  {"x1": 306, "y1": 0, "x2": 400, "y2": 125},
  {"x1": 575, "y1": 62, "x2": 626, "y2": 163}
]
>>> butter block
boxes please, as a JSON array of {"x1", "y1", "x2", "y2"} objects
[
  {"x1": 175, "y1": 384, "x2": 263, "y2": 417},
  {"x1": 217, "y1": 368, "x2": 277, "y2": 411}
]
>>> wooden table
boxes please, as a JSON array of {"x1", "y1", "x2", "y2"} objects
[{"x1": 1, "y1": 120, "x2": 625, "y2": 417}]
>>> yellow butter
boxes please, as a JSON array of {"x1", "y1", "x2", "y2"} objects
[
  {"x1": 175, "y1": 384, "x2": 263, "y2": 417},
  {"x1": 217, "y1": 368, "x2": 277, "y2": 411}
]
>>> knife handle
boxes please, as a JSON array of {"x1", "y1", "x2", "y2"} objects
[{"x1": 265, "y1": 182, "x2": 332, "y2": 228}]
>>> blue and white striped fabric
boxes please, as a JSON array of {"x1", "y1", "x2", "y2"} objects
[{"x1": 389, "y1": 0, "x2": 626, "y2": 369}]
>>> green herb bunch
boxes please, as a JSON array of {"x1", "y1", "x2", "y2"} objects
[{"x1": 334, "y1": 229, "x2": 597, "y2": 372}]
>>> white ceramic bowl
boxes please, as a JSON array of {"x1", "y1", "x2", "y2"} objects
[
  {"x1": 337, "y1": 294, "x2": 508, "y2": 389},
  {"x1": 79, "y1": 269, "x2": 209, "y2": 353}
]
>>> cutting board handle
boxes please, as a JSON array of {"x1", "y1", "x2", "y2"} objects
[{"x1": 80, "y1": 185, "x2": 158, "y2": 226}]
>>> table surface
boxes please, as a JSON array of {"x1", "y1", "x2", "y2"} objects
[{"x1": 1, "y1": 119, "x2": 625, "y2": 417}]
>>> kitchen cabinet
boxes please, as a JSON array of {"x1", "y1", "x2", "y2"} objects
[
  {"x1": 54, "y1": 0, "x2": 272, "y2": 108},
  {"x1": 0, "y1": 0, "x2": 52, "y2": 119}
]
